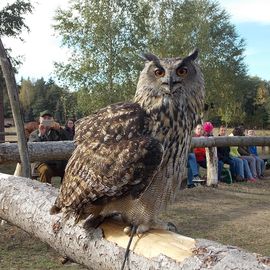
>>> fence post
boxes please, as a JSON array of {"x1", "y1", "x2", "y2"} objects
[{"x1": 205, "y1": 147, "x2": 218, "y2": 186}]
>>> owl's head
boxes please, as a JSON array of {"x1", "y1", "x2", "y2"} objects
[{"x1": 134, "y1": 49, "x2": 205, "y2": 111}]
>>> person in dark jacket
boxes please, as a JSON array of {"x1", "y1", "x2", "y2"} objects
[
  {"x1": 217, "y1": 125, "x2": 243, "y2": 181},
  {"x1": 29, "y1": 110, "x2": 69, "y2": 183},
  {"x1": 64, "y1": 119, "x2": 75, "y2": 140}
]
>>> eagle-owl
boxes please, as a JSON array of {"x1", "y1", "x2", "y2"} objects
[{"x1": 50, "y1": 50, "x2": 205, "y2": 233}]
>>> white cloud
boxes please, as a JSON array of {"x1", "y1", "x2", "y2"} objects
[
  {"x1": 219, "y1": 0, "x2": 270, "y2": 24},
  {"x1": 1, "y1": 0, "x2": 70, "y2": 80},
  {"x1": 1, "y1": 0, "x2": 270, "y2": 81}
]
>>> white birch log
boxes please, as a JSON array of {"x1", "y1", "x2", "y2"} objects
[
  {"x1": 0, "y1": 173, "x2": 269, "y2": 270},
  {"x1": 13, "y1": 162, "x2": 22, "y2": 176},
  {"x1": 1, "y1": 136, "x2": 270, "y2": 164},
  {"x1": 192, "y1": 136, "x2": 270, "y2": 147},
  {"x1": 0, "y1": 141, "x2": 74, "y2": 163},
  {"x1": 205, "y1": 147, "x2": 218, "y2": 186}
]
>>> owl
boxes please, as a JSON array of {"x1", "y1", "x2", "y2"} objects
[{"x1": 50, "y1": 49, "x2": 205, "y2": 234}]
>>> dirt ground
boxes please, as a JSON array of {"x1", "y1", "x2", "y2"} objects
[
  {"x1": 1, "y1": 126, "x2": 270, "y2": 269},
  {"x1": 164, "y1": 175, "x2": 270, "y2": 256},
  {"x1": 1, "y1": 168, "x2": 270, "y2": 269}
]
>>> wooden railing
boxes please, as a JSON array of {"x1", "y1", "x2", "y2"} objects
[
  {"x1": 1, "y1": 136, "x2": 270, "y2": 185},
  {"x1": 0, "y1": 132, "x2": 17, "y2": 143},
  {"x1": 0, "y1": 132, "x2": 17, "y2": 136},
  {"x1": 0, "y1": 136, "x2": 269, "y2": 160}
]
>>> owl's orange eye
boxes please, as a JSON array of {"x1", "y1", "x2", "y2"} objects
[
  {"x1": 176, "y1": 67, "x2": 188, "y2": 77},
  {"x1": 154, "y1": 68, "x2": 165, "y2": 77}
]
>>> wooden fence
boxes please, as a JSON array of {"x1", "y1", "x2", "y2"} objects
[
  {"x1": 1, "y1": 136, "x2": 270, "y2": 163},
  {"x1": 1, "y1": 136, "x2": 270, "y2": 186},
  {"x1": 0, "y1": 131, "x2": 17, "y2": 143}
]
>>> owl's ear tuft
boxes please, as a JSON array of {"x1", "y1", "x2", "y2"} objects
[
  {"x1": 185, "y1": 48, "x2": 199, "y2": 62},
  {"x1": 140, "y1": 52, "x2": 160, "y2": 63}
]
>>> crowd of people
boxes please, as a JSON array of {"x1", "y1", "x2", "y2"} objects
[
  {"x1": 28, "y1": 110, "x2": 75, "y2": 184},
  {"x1": 187, "y1": 122, "x2": 267, "y2": 188},
  {"x1": 28, "y1": 110, "x2": 266, "y2": 187}
]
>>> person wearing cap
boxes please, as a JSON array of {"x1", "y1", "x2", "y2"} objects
[
  {"x1": 29, "y1": 110, "x2": 69, "y2": 183},
  {"x1": 202, "y1": 121, "x2": 214, "y2": 136}
]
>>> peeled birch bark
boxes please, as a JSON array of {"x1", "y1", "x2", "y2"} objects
[
  {"x1": 0, "y1": 173, "x2": 195, "y2": 269},
  {"x1": 0, "y1": 141, "x2": 74, "y2": 163},
  {"x1": 0, "y1": 173, "x2": 269, "y2": 270},
  {"x1": 205, "y1": 147, "x2": 218, "y2": 186}
]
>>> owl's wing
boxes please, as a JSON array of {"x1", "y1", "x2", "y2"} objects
[
  {"x1": 74, "y1": 102, "x2": 145, "y2": 145},
  {"x1": 55, "y1": 102, "x2": 162, "y2": 213}
]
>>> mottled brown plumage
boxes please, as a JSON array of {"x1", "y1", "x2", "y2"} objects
[{"x1": 51, "y1": 49, "x2": 205, "y2": 233}]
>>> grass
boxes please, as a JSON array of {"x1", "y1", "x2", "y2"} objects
[
  {"x1": 163, "y1": 175, "x2": 270, "y2": 256},
  {"x1": 0, "y1": 225, "x2": 87, "y2": 269}
]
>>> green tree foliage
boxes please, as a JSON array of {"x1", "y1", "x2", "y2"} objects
[
  {"x1": 142, "y1": 0, "x2": 247, "y2": 125},
  {"x1": 242, "y1": 77, "x2": 270, "y2": 128},
  {"x1": 19, "y1": 78, "x2": 35, "y2": 111},
  {"x1": 54, "y1": 0, "x2": 269, "y2": 126},
  {"x1": 54, "y1": 0, "x2": 151, "y2": 114},
  {"x1": 0, "y1": 0, "x2": 32, "y2": 37},
  {"x1": 19, "y1": 78, "x2": 79, "y2": 123}
]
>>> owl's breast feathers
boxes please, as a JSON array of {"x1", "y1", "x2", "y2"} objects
[{"x1": 55, "y1": 102, "x2": 163, "y2": 213}]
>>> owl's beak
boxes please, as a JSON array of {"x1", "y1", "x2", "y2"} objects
[{"x1": 161, "y1": 76, "x2": 174, "y2": 94}]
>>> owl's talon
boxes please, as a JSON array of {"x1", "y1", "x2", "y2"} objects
[
  {"x1": 167, "y1": 222, "x2": 179, "y2": 233},
  {"x1": 123, "y1": 224, "x2": 150, "y2": 236},
  {"x1": 83, "y1": 214, "x2": 104, "y2": 229},
  {"x1": 136, "y1": 224, "x2": 150, "y2": 234},
  {"x1": 123, "y1": 226, "x2": 131, "y2": 235}
]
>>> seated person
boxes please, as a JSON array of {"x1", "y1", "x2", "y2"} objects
[
  {"x1": 64, "y1": 119, "x2": 75, "y2": 140},
  {"x1": 229, "y1": 127, "x2": 256, "y2": 182},
  {"x1": 29, "y1": 110, "x2": 69, "y2": 183},
  {"x1": 217, "y1": 125, "x2": 243, "y2": 181},
  {"x1": 187, "y1": 152, "x2": 205, "y2": 188},
  {"x1": 247, "y1": 129, "x2": 265, "y2": 178},
  {"x1": 193, "y1": 123, "x2": 223, "y2": 181},
  {"x1": 233, "y1": 127, "x2": 258, "y2": 180}
]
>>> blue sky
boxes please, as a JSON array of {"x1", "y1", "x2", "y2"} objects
[
  {"x1": 236, "y1": 22, "x2": 270, "y2": 78},
  {"x1": 219, "y1": 0, "x2": 270, "y2": 80},
  {"x1": 1, "y1": 0, "x2": 270, "y2": 82}
]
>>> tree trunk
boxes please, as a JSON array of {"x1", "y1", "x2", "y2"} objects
[
  {"x1": 0, "y1": 173, "x2": 269, "y2": 270},
  {"x1": 0, "y1": 74, "x2": 4, "y2": 143},
  {"x1": 0, "y1": 38, "x2": 30, "y2": 177}
]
